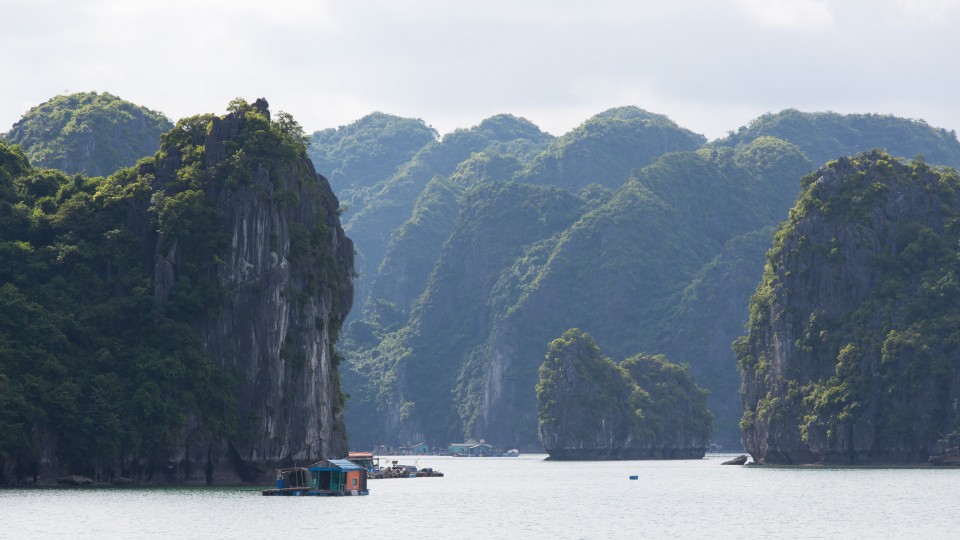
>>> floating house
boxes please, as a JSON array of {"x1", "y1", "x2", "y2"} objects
[
  {"x1": 399, "y1": 443, "x2": 431, "y2": 455},
  {"x1": 261, "y1": 459, "x2": 369, "y2": 496},
  {"x1": 448, "y1": 441, "x2": 495, "y2": 457}
]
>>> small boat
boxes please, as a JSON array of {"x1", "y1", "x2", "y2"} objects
[
  {"x1": 415, "y1": 467, "x2": 444, "y2": 477},
  {"x1": 368, "y1": 460, "x2": 443, "y2": 479},
  {"x1": 369, "y1": 461, "x2": 416, "y2": 479},
  {"x1": 261, "y1": 459, "x2": 369, "y2": 496}
]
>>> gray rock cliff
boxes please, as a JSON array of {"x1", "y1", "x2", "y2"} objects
[
  {"x1": 738, "y1": 151, "x2": 960, "y2": 464},
  {"x1": 147, "y1": 99, "x2": 354, "y2": 482}
]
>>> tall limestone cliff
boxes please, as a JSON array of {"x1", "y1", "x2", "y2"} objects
[
  {"x1": 738, "y1": 151, "x2": 960, "y2": 464},
  {"x1": 0, "y1": 99, "x2": 353, "y2": 485},
  {"x1": 148, "y1": 99, "x2": 354, "y2": 481}
]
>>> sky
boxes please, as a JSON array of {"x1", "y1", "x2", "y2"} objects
[{"x1": 3, "y1": 0, "x2": 960, "y2": 140}]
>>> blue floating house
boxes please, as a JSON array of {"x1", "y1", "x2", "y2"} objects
[{"x1": 261, "y1": 459, "x2": 369, "y2": 496}]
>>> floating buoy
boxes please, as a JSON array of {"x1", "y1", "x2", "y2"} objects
[{"x1": 629, "y1": 475, "x2": 638, "y2": 480}]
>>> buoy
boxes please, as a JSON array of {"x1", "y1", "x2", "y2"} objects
[{"x1": 629, "y1": 475, "x2": 638, "y2": 480}]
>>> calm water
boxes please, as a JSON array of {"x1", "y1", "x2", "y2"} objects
[{"x1": 1, "y1": 454, "x2": 956, "y2": 539}]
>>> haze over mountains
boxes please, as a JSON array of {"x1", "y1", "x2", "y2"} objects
[
  {"x1": 303, "y1": 104, "x2": 960, "y2": 449},
  {"x1": 5, "y1": 92, "x2": 960, "y2": 476}
]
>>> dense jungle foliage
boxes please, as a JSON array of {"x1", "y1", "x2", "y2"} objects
[
  {"x1": 0, "y1": 99, "x2": 314, "y2": 481},
  {"x1": 2, "y1": 92, "x2": 172, "y2": 177}
]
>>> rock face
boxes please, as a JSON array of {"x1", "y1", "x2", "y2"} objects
[
  {"x1": 738, "y1": 151, "x2": 960, "y2": 464},
  {"x1": 928, "y1": 434, "x2": 960, "y2": 465},
  {"x1": 537, "y1": 329, "x2": 711, "y2": 460},
  {"x1": 145, "y1": 99, "x2": 354, "y2": 482}
]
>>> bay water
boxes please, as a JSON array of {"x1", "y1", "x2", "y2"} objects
[{"x1": 2, "y1": 453, "x2": 956, "y2": 539}]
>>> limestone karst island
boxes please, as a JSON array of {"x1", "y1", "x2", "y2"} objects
[{"x1": 3, "y1": 93, "x2": 960, "y2": 487}]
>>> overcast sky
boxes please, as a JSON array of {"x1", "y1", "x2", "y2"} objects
[{"x1": 3, "y1": 0, "x2": 960, "y2": 140}]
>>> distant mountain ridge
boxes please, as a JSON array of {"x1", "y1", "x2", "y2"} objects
[
  {"x1": 331, "y1": 108, "x2": 960, "y2": 451},
  {"x1": 9, "y1": 93, "x2": 960, "y2": 455}
]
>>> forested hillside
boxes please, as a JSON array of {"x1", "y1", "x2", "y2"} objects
[
  {"x1": 324, "y1": 114, "x2": 553, "y2": 324},
  {"x1": 517, "y1": 106, "x2": 706, "y2": 190},
  {"x1": 712, "y1": 109, "x2": 960, "y2": 168},
  {"x1": 335, "y1": 109, "x2": 960, "y2": 450},
  {"x1": 307, "y1": 112, "x2": 438, "y2": 220},
  {"x1": 0, "y1": 99, "x2": 353, "y2": 485},
  {"x1": 8, "y1": 92, "x2": 960, "y2": 457},
  {"x1": 2, "y1": 92, "x2": 172, "y2": 177}
]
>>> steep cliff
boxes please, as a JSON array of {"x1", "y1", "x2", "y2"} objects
[
  {"x1": 537, "y1": 329, "x2": 711, "y2": 459},
  {"x1": 151, "y1": 99, "x2": 354, "y2": 482},
  {"x1": 473, "y1": 141, "x2": 811, "y2": 448},
  {"x1": 346, "y1": 181, "x2": 587, "y2": 446},
  {"x1": 0, "y1": 99, "x2": 353, "y2": 485},
  {"x1": 340, "y1": 114, "x2": 552, "y2": 327},
  {"x1": 738, "y1": 151, "x2": 960, "y2": 464},
  {"x1": 364, "y1": 152, "x2": 525, "y2": 331},
  {"x1": 337, "y1": 108, "x2": 960, "y2": 452},
  {"x1": 657, "y1": 228, "x2": 776, "y2": 448}
]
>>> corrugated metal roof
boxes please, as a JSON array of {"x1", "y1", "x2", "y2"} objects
[{"x1": 328, "y1": 459, "x2": 361, "y2": 470}]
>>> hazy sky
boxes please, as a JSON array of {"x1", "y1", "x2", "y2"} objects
[{"x1": 3, "y1": 0, "x2": 960, "y2": 139}]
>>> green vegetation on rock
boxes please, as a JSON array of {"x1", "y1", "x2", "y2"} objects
[
  {"x1": 0, "y1": 98, "x2": 352, "y2": 484},
  {"x1": 3, "y1": 92, "x2": 173, "y2": 177},
  {"x1": 713, "y1": 109, "x2": 960, "y2": 169},
  {"x1": 308, "y1": 112, "x2": 438, "y2": 207},
  {"x1": 519, "y1": 106, "x2": 706, "y2": 190},
  {"x1": 0, "y1": 140, "x2": 235, "y2": 482},
  {"x1": 536, "y1": 329, "x2": 711, "y2": 459},
  {"x1": 738, "y1": 150, "x2": 960, "y2": 464},
  {"x1": 339, "y1": 106, "x2": 960, "y2": 451}
]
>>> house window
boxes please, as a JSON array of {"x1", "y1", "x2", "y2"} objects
[{"x1": 352, "y1": 478, "x2": 358, "y2": 487}]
